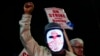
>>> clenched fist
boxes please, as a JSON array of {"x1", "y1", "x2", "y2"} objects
[{"x1": 24, "y1": 2, "x2": 34, "y2": 14}]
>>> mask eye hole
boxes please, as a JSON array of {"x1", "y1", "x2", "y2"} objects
[
  {"x1": 57, "y1": 35, "x2": 61, "y2": 37},
  {"x1": 49, "y1": 36, "x2": 53, "y2": 38},
  {"x1": 49, "y1": 35, "x2": 61, "y2": 38}
]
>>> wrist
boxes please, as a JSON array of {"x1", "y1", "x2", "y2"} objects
[
  {"x1": 23, "y1": 13, "x2": 32, "y2": 16},
  {"x1": 22, "y1": 14, "x2": 32, "y2": 21}
]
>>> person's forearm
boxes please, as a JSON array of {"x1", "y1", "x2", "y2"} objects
[
  {"x1": 19, "y1": 14, "x2": 41, "y2": 56},
  {"x1": 19, "y1": 14, "x2": 32, "y2": 43}
]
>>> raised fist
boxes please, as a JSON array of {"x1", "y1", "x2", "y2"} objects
[{"x1": 24, "y1": 2, "x2": 34, "y2": 14}]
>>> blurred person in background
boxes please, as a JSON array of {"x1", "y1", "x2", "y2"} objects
[{"x1": 70, "y1": 38, "x2": 84, "y2": 56}]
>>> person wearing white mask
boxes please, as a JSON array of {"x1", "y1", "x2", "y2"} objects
[{"x1": 19, "y1": 2, "x2": 76, "y2": 56}]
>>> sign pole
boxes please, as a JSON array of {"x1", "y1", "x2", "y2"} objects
[{"x1": 62, "y1": 28, "x2": 73, "y2": 53}]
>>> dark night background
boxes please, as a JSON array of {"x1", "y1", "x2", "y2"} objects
[{"x1": 0, "y1": 0, "x2": 100, "y2": 56}]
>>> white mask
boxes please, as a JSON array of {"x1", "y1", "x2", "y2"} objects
[{"x1": 46, "y1": 29, "x2": 64, "y2": 52}]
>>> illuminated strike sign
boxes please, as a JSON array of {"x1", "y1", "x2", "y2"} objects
[{"x1": 44, "y1": 7, "x2": 71, "y2": 29}]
